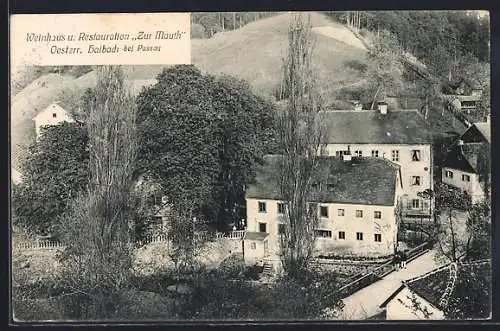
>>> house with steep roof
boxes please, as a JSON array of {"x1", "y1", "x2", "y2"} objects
[
  {"x1": 244, "y1": 154, "x2": 403, "y2": 265},
  {"x1": 320, "y1": 103, "x2": 433, "y2": 224},
  {"x1": 32, "y1": 102, "x2": 74, "y2": 139},
  {"x1": 442, "y1": 121, "x2": 490, "y2": 203},
  {"x1": 380, "y1": 259, "x2": 491, "y2": 320}
]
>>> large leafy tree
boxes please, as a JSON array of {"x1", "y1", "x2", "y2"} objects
[
  {"x1": 136, "y1": 65, "x2": 276, "y2": 226},
  {"x1": 12, "y1": 122, "x2": 89, "y2": 235}
]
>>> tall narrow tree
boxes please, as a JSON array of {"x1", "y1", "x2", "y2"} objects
[
  {"x1": 277, "y1": 13, "x2": 326, "y2": 278},
  {"x1": 59, "y1": 66, "x2": 138, "y2": 318}
]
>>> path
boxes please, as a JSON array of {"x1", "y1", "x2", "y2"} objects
[{"x1": 336, "y1": 249, "x2": 443, "y2": 320}]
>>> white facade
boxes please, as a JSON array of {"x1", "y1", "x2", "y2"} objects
[
  {"x1": 442, "y1": 167, "x2": 485, "y2": 203},
  {"x1": 246, "y1": 198, "x2": 398, "y2": 258},
  {"x1": 323, "y1": 143, "x2": 433, "y2": 217},
  {"x1": 385, "y1": 286, "x2": 445, "y2": 320},
  {"x1": 32, "y1": 103, "x2": 74, "y2": 138}
]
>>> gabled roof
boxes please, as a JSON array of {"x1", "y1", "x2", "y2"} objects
[
  {"x1": 471, "y1": 122, "x2": 491, "y2": 143},
  {"x1": 321, "y1": 109, "x2": 432, "y2": 144},
  {"x1": 246, "y1": 155, "x2": 400, "y2": 206},
  {"x1": 32, "y1": 102, "x2": 70, "y2": 121},
  {"x1": 380, "y1": 260, "x2": 491, "y2": 315},
  {"x1": 244, "y1": 232, "x2": 269, "y2": 241}
]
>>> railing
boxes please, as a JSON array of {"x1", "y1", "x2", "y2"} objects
[
  {"x1": 216, "y1": 230, "x2": 246, "y2": 240},
  {"x1": 334, "y1": 242, "x2": 432, "y2": 299},
  {"x1": 16, "y1": 230, "x2": 247, "y2": 251},
  {"x1": 15, "y1": 240, "x2": 65, "y2": 251}
]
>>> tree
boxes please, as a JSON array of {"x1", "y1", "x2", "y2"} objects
[
  {"x1": 365, "y1": 30, "x2": 404, "y2": 109},
  {"x1": 58, "y1": 66, "x2": 138, "y2": 319},
  {"x1": 12, "y1": 122, "x2": 89, "y2": 235},
  {"x1": 136, "y1": 65, "x2": 275, "y2": 227},
  {"x1": 276, "y1": 13, "x2": 326, "y2": 278},
  {"x1": 426, "y1": 183, "x2": 490, "y2": 263}
]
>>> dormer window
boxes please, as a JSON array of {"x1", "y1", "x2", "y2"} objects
[{"x1": 52, "y1": 113, "x2": 57, "y2": 118}]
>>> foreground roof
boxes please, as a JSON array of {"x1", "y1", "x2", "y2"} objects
[
  {"x1": 246, "y1": 155, "x2": 400, "y2": 206},
  {"x1": 321, "y1": 109, "x2": 432, "y2": 144},
  {"x1": 380, "y1": 260, "x2": 491, "y2": 318}
]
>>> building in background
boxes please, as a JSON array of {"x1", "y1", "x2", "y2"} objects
[
  {"x1": 320, "y1": 103, "x2": 433, "y2": 224},
  {"x1": 32, "y1": 102, "x2": 74, "y2": 139},
  {"x1": 441, "y1": 121, "x2": 490, "y2": 203}
]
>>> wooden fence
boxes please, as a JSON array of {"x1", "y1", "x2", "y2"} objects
[{"x1": 334, "y1": 241, "x2": 432, "y2": 299}]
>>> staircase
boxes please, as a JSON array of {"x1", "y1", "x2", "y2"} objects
[{"x1": 262, "y1": 260, "x2": 274, "y2": 277}]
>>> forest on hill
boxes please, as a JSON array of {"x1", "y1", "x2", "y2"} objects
[
  {"x1": 326, "y1": 11, "x2": 489, "y2": 84},
  {"x1": 191, "y1": 12, "x2": 279, "y2": 38}
]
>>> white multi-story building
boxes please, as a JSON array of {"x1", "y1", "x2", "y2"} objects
[
  {"x1": 442, "y1": 121, "x2": 490, "y2": 203},
  {"x1": 244, "y1": 155, "x2": 402, "y2": 263},
  {"x1": 319, "y1": 103, "x2": 433, "y2": 222},
  {"x1": 32, "y1": 102, "x2": 74, "y2": 139}
]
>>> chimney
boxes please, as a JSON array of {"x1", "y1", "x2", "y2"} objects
[
  {"x1": 354, "y1": 101, "x2": 363, "y2": 111},
  {"x1": 377, "y1": 101, "x2": 388, "y2": 115}
]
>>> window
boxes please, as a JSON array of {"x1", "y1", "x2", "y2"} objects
[
  {"x1": 338, "y1": 231, "x2": 345, "y2": 240},
  {"x1": 259, "y1": 222, "x2": 267, "y2": 233},
  {"x1": 258, "y1": 201, "x2": 267, "y2": 213},
  {"x1": 320, "y1": 206, "x2": 329, "y2": 218},
  {"x1": 445, "y1": 170, "x2": 454, "y2": 178},
  {"x1": 356, "y1": 232, "x2": 363, "y2": 241},
  {"x1": 371, "y1": 150, "x2": 379, "y2": 158},
  {"x1": 355, "y1": 150, "x2": 362, "y2": 157},
  {"x1": 315, "y1": 230, "x2": 332, "y2": 238},
  {"x1": 335, "y1": 150, "x2": 347, "y2": 157},
  {"x1": 327, "y1": 183, "x2": 335, "y2": 190},
  {"x1": 338, "y1": 208, "x2": 345, "y2": 216},
  {"x1": 462, "y1": 174, "x2": 471, "y2": 182},
  {"x1": 374, "y1": 211, "x2": 382, "y2": 219},
  {"x1": 411, "y1": 199, "x2": 420, "y2": 209},
  {"x1": 391, "y1": 150, "x2": 399, "y2": 162},
  {"x1": 374, "y1": 234, "x2": 382, "y2": 242},
  {"x1": 251, "y1": 242, "x2": 256, "y2": 250},
  {"x1": 411, "y1": 176, "x2": 421, "y2": 186},
  {"x1": 411, "y1": 150, "x2": 421, "y2": 161},
  {"x1": 277, "y1": 202, "x2": 286, "y2": 214},
  {"x1": 278, "y1": 223, "x2": 286, "y2": 235},
  {"x1": 356, "y1": 210, "x2": 363, "y2": 218},
  {"x1": 52, "y1": 113, "x2": 57, "y2": 118}
]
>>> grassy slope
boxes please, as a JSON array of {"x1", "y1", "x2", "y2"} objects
[
  {"x1": 192, "y1": 12, "x2": 367, "y2": 98},
  {"x1": 11, "y1": 12, "x2": 368, "y2": 168}
]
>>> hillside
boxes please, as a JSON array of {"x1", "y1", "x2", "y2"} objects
[
  {"x1": 11, "y1": 12, "x2": 368, "y2": 171},
  {"x1": 10, "y1": 67, "x2": 163, "y2": 170},
  {"x1": 192, "y1": 12, "x2": 367, "y2": 98}
]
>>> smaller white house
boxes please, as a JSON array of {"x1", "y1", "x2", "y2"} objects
[
  {"x1": 442, "y1": 121, "x2": 490, "y2": 203},
  {"x1": 380, "y1": 260, "x2": 491, "y2": 320},
  {"x1": 32, "y1": 102, "x2": 74, "y2": 139}
]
